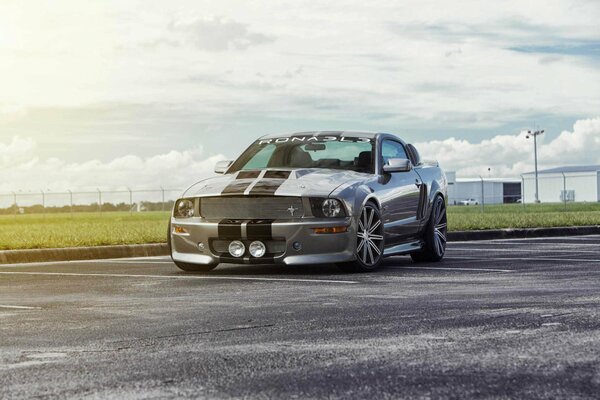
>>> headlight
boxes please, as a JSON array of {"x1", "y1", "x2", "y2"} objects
[
  {"x1": 310, "y1": 198, "x2": 346, "y2": 218},
  {"x1": 174, "y1": 199, "x2": 195, "y2": 218},
  {"x1": 322, "y1": 199, "x2": 343, "y2": 217}
]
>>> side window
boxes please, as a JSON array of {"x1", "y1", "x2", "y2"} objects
[{"x1": 381, "y1": 140, "x2": 408, "y2": 165}]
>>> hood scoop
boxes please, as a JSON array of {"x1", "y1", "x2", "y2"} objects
[{"x1": 262, "y1": 170, "x2": 293, "y2": 179}]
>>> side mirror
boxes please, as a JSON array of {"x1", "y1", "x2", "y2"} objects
[
  {"x1": 214, "y1": 160, "x2": 233, "y2": 174},
  {"x1": 383, "y1": 158, "x2": 412, "y2": 173},
  {"x1": 406, "y1": 143, "x2": 421, "y2": 166}
]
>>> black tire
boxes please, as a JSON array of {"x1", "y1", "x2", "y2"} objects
[
  {"x1": 410, "y1": 195, "x2": 447, "y2": 263},
  {"x1": 337, "y1": 202, "x2": 385, "y2": 273},
  {"x1": 168, "y1": 222, "x2": 218, "y2": 272},
  {"x1": 174, "y1": 261, "x2": 218, "y2": 272}
]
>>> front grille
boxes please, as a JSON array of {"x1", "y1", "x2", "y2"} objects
[{"x1": 200, "y1": 196, "x2": 304, "y2": 220}]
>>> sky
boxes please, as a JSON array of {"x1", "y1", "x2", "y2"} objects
[{"x1": 1, "y1": 0, "x2": 599, "y2": 192}]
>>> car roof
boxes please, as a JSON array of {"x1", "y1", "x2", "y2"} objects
[{"x1": 258, "y1": 131, "x2": 386, "y2": 140}]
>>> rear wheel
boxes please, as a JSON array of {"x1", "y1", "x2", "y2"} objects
[
  {"x1": 337, "y1": 202, "x2": 384, "y2": 273},
  {"x1": 168, "y1": 222, "x2": 218, "y2": 272},
  {"x1": 411, "y1": 196, "x2": 447, "y2": 262}
]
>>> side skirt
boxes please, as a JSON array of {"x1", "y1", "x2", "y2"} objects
[{"x1": 383, "y1": 240, "x2": 422, "y2": 257}]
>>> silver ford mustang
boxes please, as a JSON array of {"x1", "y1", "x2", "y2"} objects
[{"x1": 169, "y1": 131, "x2": 448, "y2": 273}]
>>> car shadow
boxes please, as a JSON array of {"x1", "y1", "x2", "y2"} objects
[
  {"x1": 174, "y1": 255, "x2": 424, "y2": 277},
  {"x1": 179, "y1": 263, "x2": 343, "y2": 277}
]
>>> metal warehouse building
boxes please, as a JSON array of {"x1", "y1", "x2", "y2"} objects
[
  {"x1": 522, "y1": 165, "x2": 600, "y2": 203},
  {"x1": 447, "y1": 172, "x2": 522, "y2": 205}
]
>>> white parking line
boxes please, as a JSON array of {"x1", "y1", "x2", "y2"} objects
[
  {"x1": 448, "y1": 247, "x2": 600, "y2": 254},
  {"x1": 0, "y1": 258, "x2": 173, "y2": 268},
  {"x1": 452, "y1": 236, "x2": 600, "y2": 244},
  {"x1": 87, "y1": 260, "x2": 174, "y2": 264},
  {"x1": 0, "y1": 304, "x2": 41, "y2": 310},
  {"x1": 390, "y1": 266, "x2": 511, "y2": 273},
  {"x1": 88, "y1": 256, "x2": 171, "y2": 262},
  {"x1": 0, "y1": 271, "x2": 357, "y2": 284},
  {"x1": 515, "y1": 236, "x2": 600, "y2": 241},
  {"x1": 444, "y1": 256, "x2": 600, "y2": 263},
  {"x1": 0, "y1": 260, "x2": 83, "y2": 268},
  {"x1": 450, "y1": 241, "x2": 600, "y2": 247}
]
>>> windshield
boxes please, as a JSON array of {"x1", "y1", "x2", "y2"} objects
[{"x1": 229, "y1": 136, "x2": 375, "y2": 174}]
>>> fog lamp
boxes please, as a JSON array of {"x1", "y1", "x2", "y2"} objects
[
  {"x1": 249, "y1": 241, "x2": 266, "y2": 258},
  {"x1": 228, "y1": 240, "x2": 245, "y2": 258}
]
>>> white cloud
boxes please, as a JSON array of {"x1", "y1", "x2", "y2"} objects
[
  {"x1": 416, "y1": 117, "x2": 600, "y2": 177},
  {"x1": 1, "y1": 117, "x2": 598, "y2": 198},
  {"x1": 0, "y1": 136, "x2": 36, "y2": 168},
  {"x1": 1, "y1": 0, "x2": 598, "y2": 129},
  {"x1": 170, "y1": 16, "x2": 274, "y2": 51},
  {"x1": 0, "y1": 140, "x2": 225, "y2": 193},
  {"x1": 0, "y1": 1, "x2": 598, "y2": 186},
  {"x1": 540, "y1": 117, "x2": 600, "y2": 163}
]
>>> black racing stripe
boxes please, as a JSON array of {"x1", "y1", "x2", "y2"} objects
[
  {"x1": 221, "y1": 181, "x2": 252, "y2": 195},
  {"x1": 221, "y1": 171, "x2": 261, "y2": 195},
  {"x1": 248, "y1": 171, "x2": 291, "y2": 195},
  {"x1": 237, "y1": 170, "x2": 261, "y2": 179},
  {"x1": 249, "y1": 255, "x2": 275, "y2": 264},
  {"x1": 217, "y1": 219, "x2": 243, "y2": 239},
  {"x1": 248, "y1": 180, "x2": 281, "y2": 195},
  {"x1": 246, "y1": 219, "x2": 274, "y2": 239},
  {"x1": 264, "y1": 170, "x2": 291, "y2": 179},
  {"x1": 219, "y1": 255, "x2": 276, "y2": 264},
  {"x1": 219, "y1": 255, "x2": 246, "y2": 264}
]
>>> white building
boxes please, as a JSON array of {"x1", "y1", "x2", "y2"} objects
[
  {"x1": 522, "y1": 165, "x2": 600, "y2": 203},
  {"x1": 446, "y1": 172, "x2": 521, "y2": 205}
]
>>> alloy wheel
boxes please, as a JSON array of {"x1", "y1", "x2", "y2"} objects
[
  {"x1": 432, "y1": 197, "x2": 447, "y2": 257},
  {"x1": 356, "y1": 205, "x2": 384, "y2": 266}
]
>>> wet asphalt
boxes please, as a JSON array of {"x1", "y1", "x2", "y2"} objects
[{"x1": 1, "y1": 236, "x2": 600, "y2": 399}]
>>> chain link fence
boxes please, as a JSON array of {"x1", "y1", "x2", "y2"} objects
[
  {"x1": 0, "y1": 188, "x2": 184, "y2": 216},
  {"x1": 3, "y1": 171, "x2": 599, "y2": 217},
  {"x1": 449, "y1": 172, "x2": 600, "y2": 212}
]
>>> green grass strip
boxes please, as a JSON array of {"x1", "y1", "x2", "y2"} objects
[{"x1": 1, "y1": 203, "x2": 600, "y2": 250}]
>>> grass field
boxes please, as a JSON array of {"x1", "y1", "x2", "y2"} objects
[
  {"x1": 1, "y1": 203, "x2": 600, "y2": 250},
  {"x1": 448, "y1": 203, "x2": 600, "y2": 231},
  {"x1": 0, "y1": 212, "x2": 170, "y2": 250}
]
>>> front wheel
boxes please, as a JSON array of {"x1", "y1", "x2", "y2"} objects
[
  {"x1": 411, "y1": 196, "x2": 447, "y2": 262},
  {"x1": 174, "y1": 261, "x2": 218, "y2": 272},
  {"x1": 337, "y1": 202, "x2": 385, "y2": 273}
]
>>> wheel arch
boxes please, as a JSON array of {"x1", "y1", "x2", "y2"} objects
[
  {"x1": 424, "y1": 179, "x2": 446, "y2": 220},
  {"x1": 363, "y1": 194, "x2": 381, "y2": 209},
  {"x1": 339, "y1": 182, "x2": 382, "y2": 217},
  {"x1": 427, "y1": 179, "x2": 445, "y2": 202}
]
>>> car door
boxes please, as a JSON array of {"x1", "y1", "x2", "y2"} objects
[{"x1": 378, "y1": 139, "x2": 423, "y2": 245}]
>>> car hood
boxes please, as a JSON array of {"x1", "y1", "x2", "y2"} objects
[{"x1": 183, "y1": 168, "x2": 369, "y2": 198}]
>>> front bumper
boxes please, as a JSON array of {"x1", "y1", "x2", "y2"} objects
[{"x1": 170, "y1": 217, "x2": 356, "y2": 265}]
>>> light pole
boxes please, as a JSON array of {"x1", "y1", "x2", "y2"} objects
[{"x1": 526, "y1": 129, "x2": 544, "y2": 203}]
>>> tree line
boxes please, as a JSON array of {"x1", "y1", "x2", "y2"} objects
[{"x1": 0, "y1": 200, "x2": 175, "y2": 215}]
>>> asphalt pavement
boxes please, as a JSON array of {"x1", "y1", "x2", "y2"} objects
[{"x1": 1, "y1": 236, "x2": 600, "y2": 399}]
